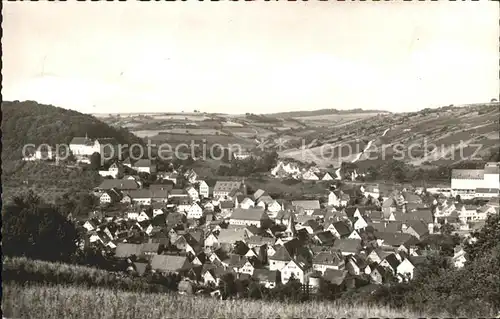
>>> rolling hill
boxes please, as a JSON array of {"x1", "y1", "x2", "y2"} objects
[
  {"x1": 1, "y1": 100, "x2": 144, "y2": 161},
  {"x1": 279, "y1": 102, "x2": 500, "y2": 168}
]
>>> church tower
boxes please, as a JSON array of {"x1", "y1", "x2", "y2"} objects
[
  {"x1": 283, "y1": 212, "x2": 297, "y2": 239},
  {"x1": 241, "y1": 178, "x2": 247, "y2": 196}
]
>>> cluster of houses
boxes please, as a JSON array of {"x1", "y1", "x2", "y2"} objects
[
  {"x1": 270, "y1": 160, "x2": 364, "y2": 182},
  {"x1": 80, "y1": 167, "x2": 499, "y2": 293}
]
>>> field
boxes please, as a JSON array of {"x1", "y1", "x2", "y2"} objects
[
  {"x1": 96, "y1": 103, "x2": 499, "y2": 169},
  {"x1": 2, "y1": 283, "x2": 425, "y2": 319}
]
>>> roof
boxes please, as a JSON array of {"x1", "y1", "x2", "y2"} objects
[
  {"x1": 70, "y1": 137, "x2": 94, "y2": 146},
  {"x1": 476, "y1": 188, "x2": 499, "y2": 194},
  {"x1": 484, "y1": 163, "x2": 500, "y2": 174},
  {"x1": 115, "y1": 243, "x2": 143, "y2": 258},
  {"x1": 141, "y1": 242, "x2": 160, "y2": 253},
  {"x1": 406, "y1": 221, "x2": 429, "y2": 236},
  {"x1": 292, "y1": 200, "x2": 321, "y2": 210},
  {"x1": 104, "y1": 189, "x2": 122, "y2": 202},
  {"x1": 382, "y1": 254, "x2": 400, "y2": 270},
  {"x1": 246, "y1": 235, "x2": 276, "y2": 246},
  {"x1": 314, "y1": 231, "x2": 335, "y2": 245},
  {"x1": 150, "y1": 184, "x2": 174, "y2": 191},
  {"x1": 253, "y1": 189, "x2": 267, "y2": 201},
  {"x1": 132, "y1": 262, "x2": 148, "y2": 276},
  {"x1": 127, "y1": 189, "x2": 169, "y2": 199},
  {"x1": 451, "y1": 169, "x2": 484, "y2": 180},
  {"x1": 301, "y1": 219, "x2": 322, "y2": 230},
  {"x1": 240, "y1": 197, "x2": 255, "y2": 206},
  {"x1": 402, "y1": 192, "x2": 422, "y2": 204},
  {"x1": 217, "y1": 228, "x2": 247, "y2": 244},
  {"x1": 393, "y1": 209, "x2": 433, "y2": 224},
  {"x1": 313, "y1": 251, "x2": 343, "y2": 266},
  {"x1": 97, "y1": 180, "x2": 139, "y2": 190},
  {"x1": 375, "y1": 231, "x2": 418, "y2": 247},
  {"x1": 269, "y1": 245, "x2": 292, "y2": 262},
  {"x1": 331, "y1": 221, "x2": 351, "y2": 237},
  {"x1": 133, "y1": 159, "x2": 154, "y2": 168},
  {"x1": 170, "y1": 189, "x2": 188, "y2": 195},
  {"x1": 230, "y1": 208, "x2": 269, "y2": 221},
  {"x1": 220, "y1": 201, "x2": 235, "y2": 209},
  {"x1": 150, "y1": 255, "x2": 191, "y2": 272},
  {"x1": 214, "y1": 181, "x2": 242, "y2": 193},
  {"x1": 369, "y1": 221, "x2": 403, "y2": 234},
  {"x1": 333, "y1": 239, "x2": 362, "y2": 254}
]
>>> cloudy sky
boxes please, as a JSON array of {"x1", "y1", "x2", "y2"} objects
[{"x1": 3, "y1": 1, "x2": 499, "y2": 114}]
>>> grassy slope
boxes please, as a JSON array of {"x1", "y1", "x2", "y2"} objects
[
  {"x1": 1, "y1": 160, "x2": 103, "y2": 204},
  {"x1": 2, "y1": 283, "x2": 424, "y2": 319}
]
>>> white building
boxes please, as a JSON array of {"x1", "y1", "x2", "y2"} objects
[
  {"x1": 69, "y1": 136, "x2": 118, "y2": 157},
  {"x1": 186, "y1": 203, "x2": 203, "y2": 219},
  {"x1": 451, "y1": 163, "x2": 499, "y2": 199},
  {"x1": 198, "y1": 180, "x2": 210, "y2": 198}
]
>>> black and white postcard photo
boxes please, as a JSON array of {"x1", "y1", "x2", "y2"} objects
[{"x1": 2, "y1": 1, "x2": 499, "y2": 318}]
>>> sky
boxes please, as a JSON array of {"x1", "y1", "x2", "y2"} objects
[{"x1": 2, "y1": 1, "x2": 499, "y2": 114}]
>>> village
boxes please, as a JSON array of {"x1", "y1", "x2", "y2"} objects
[{"x1": 37, "y1": 135, "x2": 499, "y2": 297}]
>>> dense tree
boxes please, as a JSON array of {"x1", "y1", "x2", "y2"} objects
[
  {"x1": 2, "y1": 190, "x2": 80, "y2": 262},
  {"x1": 90, "y1": 152, "x2": 102, "y2": 170},
  {"x1": 55, "y1": 191, "x2": 99, "y2": 218},
  {"x1": 1, "y1": 100, "x2": 144, "y2": 162},
  {"x1": 464, "y1": 214, "x2": 500, "y2": 262}
]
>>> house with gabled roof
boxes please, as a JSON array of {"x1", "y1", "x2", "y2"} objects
[
  {"x1": 302, "y1": 170, "x2": 320, "y2": 181},
  {"x1": 150, "y1": 255, "x2": 191, "y2": 274},
  {"x1": 370, "y1": 264, "x2": 393, "y2": 284},
  {"x1": 402, "y1": 220, "x2": 429, "y2": 239},
  {"x1": 184, "y1": 169, "x2": 198, "y2": 184},
  {"x1": 379, "y1": 253, "x2": 401, "y2": 274},
  {"x1": 132, "y1": 159, "x2": 157, "y2": 174},
  {"x1": 348, "y1": 230, "x2": 362, "y2": 240},
  {"x1": 297, "y1": 219, "x2": 322, "y2": 234},
  {"x1": 186, "y1": 203, "x2": 203, "y2": 219},
  {"x1": 327, "y1": 191, "x2": 341, "y2": 207},
  {"x1": 312, "y1": 251, "x2": 345, "y2": 274},
  {"x1": 95, "y1": 180, "x2": 140, "y2": 193},
  {"x1": 252, "y1": 189, "x2": 267, "y2": 201},
  {"x1": 321, "y1": 172, "x2": 334, "y2": 181},
  {"x1": 333, "y1": 239, "x2": 363, "y2": 256},
  {"x1": 313, "y1": 231, "x2": 336, "y2": 246},
  {"x1": 268, "y1": 245, "x2": 293, "y2": 271},
  {"x1": 375, "y1": 232, "x2": 419, "y2": 252},
  {"x1": 238, "y1": 197, "x2": 255, "y2": 209},
  {"x1": 185, "y1": 186, "x2": 199, "y2": 202},
  {"x1": 325, "y1": 220, "x2": 352, "y2": 239},
  {"x1": 115, "y1": 243, "x2": 144, "y2": 259},
  {"x1": 281, "y1": 254, "x2": 312, "y2": 284},
  {"x1": 217, "y1": 228, "x2": 247, "y2": 247},
  {"x1": 198, "y1": 180, "x2": 210, "y2": 198},
  {"x1": 201, "y1": 264, "x2": 226, "y2": 286},
  {"x1": 396, "y1": 258, "x2": 416, "y2": 281},
  {"x1": 213, "y1": 180, "x2": 243, "y2": 199},
  {"x1": 292, "y1": 200, "x2": 321, "y2": 215},
  {"x1": 220, "y1": 200, "x2": 235, "y2": 217},
  {"x1": 323, "y1": 269, "x2": 348, "y2": 287}
]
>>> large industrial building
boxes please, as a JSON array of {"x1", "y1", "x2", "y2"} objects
[{"x1": 451, "y1": 162, "x2": 500, "y2": 199}]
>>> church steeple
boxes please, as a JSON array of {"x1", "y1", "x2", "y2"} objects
[
  {"x1": 241, "y1": 178, "x2": 247, "y2": 196},
  {"x1": 284, "y1": 212, "x2": 297, "y2": 239}
]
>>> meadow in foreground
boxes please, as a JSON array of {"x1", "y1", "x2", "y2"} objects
[{"x1": 2, "y1": 283, "x2": 424, "y2": 319}]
